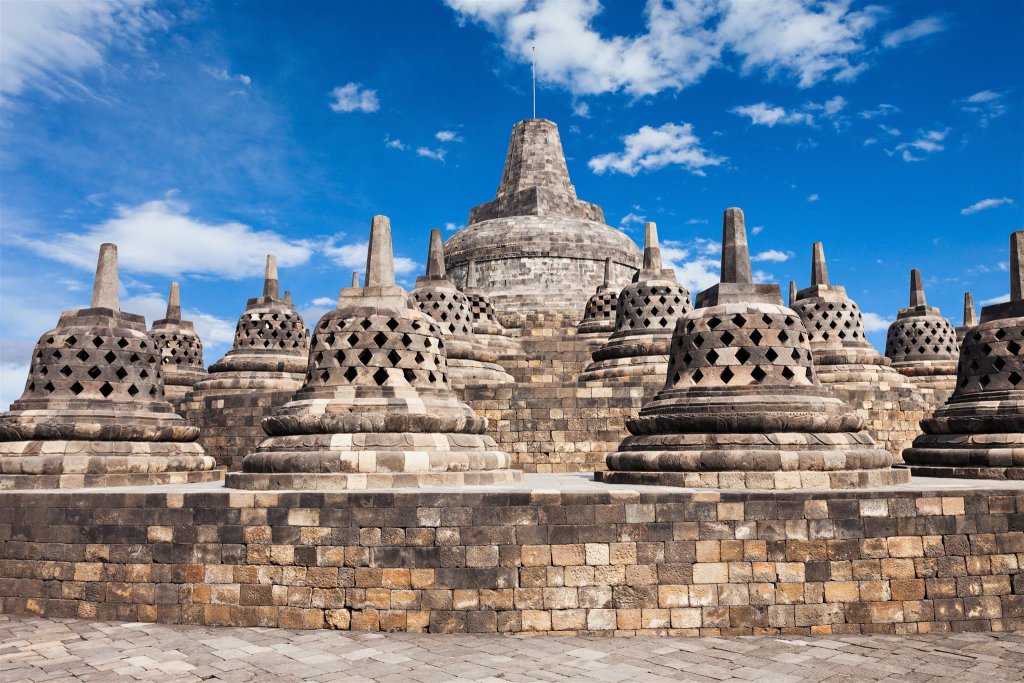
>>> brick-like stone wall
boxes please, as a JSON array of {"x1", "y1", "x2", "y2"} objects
[
  {"x1": 184, "y1": 390, "x2": 296, "y2": 471},
  {"x1": 1, "y1": 486, "x2": 1022, "y2": 635}
]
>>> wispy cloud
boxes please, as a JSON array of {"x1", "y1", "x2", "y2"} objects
[
  {"x1": 203, "y1": 65, "x2": 252, "y2": 86},
  {"x1": 807, "y1": 193, "x2": 819, "y2": 202},
  {"x1": 961, "y1": 90, "x2": 1007, "y2": 127},
  {"x1": 328, "y1": 82, "x2": 379, "y2": 113},
  {"x1": 858, "y1": 104, "x2": 899, "y2": 119},
  {"x1": 882, "y1": 16, "x2": 946, "y2": 48},
  {"x1": 322, "y1": 239, "x2": 420, "y2": 276},
  {"x1": 618, "y1": 211, "x2": 646, "y2": 229},
  {"x1": 861, "y1": 312, "x2": 892, "y2": 332},
  {"x1": 416, "y1": 146, "x2": 446, "y2": 161},
  {"x1": 981, "y1": 293, "x2": 1010, "y2": 306},
  {"x1": 731, "y1": 102, "x2": 814, "y2": 127},
  {"x1": 572, "y1": 101, "x2": 590, "y2": 118},
  {"x1": 435, "y1": 130, "x2": 463, "y2": 142},
  {"x1": 961, "y1": 197, "x2": 1015, "y2": 215},
  {"x1": 384, "y1": 136, "x2": 405, "y2": 150},
  {"x1": 893, "y1": 127, "x2": 950, "y2": 162},
  {"x1": 751, "y1": 249, "x2": 793, "y2": 263},
  {"x1": 588, "y1": 122, "x2": 724, "y2": 176}
]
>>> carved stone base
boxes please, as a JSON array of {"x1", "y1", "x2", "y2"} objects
[
  {"x1": 595, "y1": 468, "x2": 910, "y2": 489},
  {"x1": 225, "y1": 469, "x2": 522, "y2": 490},
  {"x1": 0, "y1": 469, "x2": 223, "y2": 490}
]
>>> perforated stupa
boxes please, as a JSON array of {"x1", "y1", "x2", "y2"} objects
[
  {"x1": 957, "y1": 292, "x2": 978, "y2": 342},
  {"x1": 904, "y1": 232, "x2": 1024, "y2": 478},
  {"x1": 460, "y1": 259, "x2": 522, "y2": 356},
  {"x1": 597, "y1": 209, "x2": 908, "y2": 489},
  {"x1": 885, "y1": 268, "x2": 959, "y2": 392},
  {"x1": 149, "y1": 282, "x2": 207, "y2": 407},
  {"x1": 226, "y1": 216, "x2": 521, "y2": 490},
  {"x1": 0, "y1": 244, "x2": 216, "y2": 488},
  {"x1": 577, "y1": 257, "x2": 620, "y2": 339},
  {"x1": 444, "y1": 119, "x2": 640, "y2": 317}
]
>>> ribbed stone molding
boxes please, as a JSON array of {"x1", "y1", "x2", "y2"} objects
[
  {"x1": 905, "y1": 232, "x2": 1024, "y2": 479},
  {"x1": 956, "y1": 292, "x2": 978, "y2": 342},
  {"x1": 149, "y1": 282, "x2": 207, "y2": 403},
  {"x1": 0, "y1": 244, "x2": 217, "y2": 489},
  {"x1": 409, "y1": 230, "x2": 514, "y2": 390},
  {"x1": 444, "y1": 119, "x2": 641, "y2": 316},
  {"x1": 598, "y1": 209, "x2": 906, "y2": 490},
  {"x1": 885, "y1": 268, "x2": 959, "y2": 391},
  {"x1": 578, "y1": 222, "x2": 692, "y2": 384},
  {"x1": 227, "y1": 216, "x2": 521, "y2": 490}
]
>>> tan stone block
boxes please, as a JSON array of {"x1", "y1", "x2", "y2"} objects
[
  {"x1": 728, "y1": 562, "x2": 752, "y2": 583},
  {"x1": 641, "y1": 608, "x2": 671, "y2": 629},
  {"x1": 551, "y1": 544, "x2": 585, "y2": 566},
  {"x1": 916, "y1": 497, "x2": 942, "y2": 516},
  {"x1": 744, "y1": 541, "x2": 768, "y2": 562},
  {"x1": 891, "y1": 579, "x2": 926, "y2": 601},
  {"x1": 410, "y1": 569, "x2": 435, "y2": 589},
  {"x1": 616, "y1": 608, "x2": 642, "y2": 630},
  {"x1": 888, "y1": 536, "x2": 924, "y2": 558},
  {"x1": 467, "y1": 546, "x2": 499, "y2": 568},
  {"x1": 942, "y1": 497, "x2": 965, "y2": 516},
  {"x1": 587, "y1": 608, "x2": 616, "y2": 630},
  {"x1": 584, "y1": 543, "x2": 610, "y2": 566},
  {"x1": 544, "y1": 587, "x2": 578, "y2": 610},
  {"x1": 859, "y1": 580, "x2": 891, "y2": 602},
  {"x1": 717, "y1": 502, "x2": 744, "y2": 521},
  {"x1": 658, "y1": 585, "x2": 689, "y2": 608},
  {"x1": 692, "y1": 563, "x2": 728, "y2": 584},
  {"x1": 522, "y1": 610, "x2": 552, "y2": 631},
  {"x1": 671, "y1": 607, "x2": 703, "y2": 628},
  {"x1": 881, "y1": 559, "x2": 916, "y2": 579},
  {"x1": 824, "y1": 582, "x2": 859, "y2": 603},
  {"x1": 74, "y1": 563, "x2": 102, "y2": 582},
  {"x1": 564, "y1": 565, "x2": 595, "y2": 587},
  {"x1": 776, "y1": 563, "x2": 805, "y2": 583},
  {"x1": 147, "y1": 526, "x2": 173, "y2": 543},
  {"x1": 869, "y1": 602, "x2": 904, "y2": 623},
  {"x1": 696, "y1": 541, "x2": 721, "y2": 562},
  {"x1": 453, "y1": 590, "x2": 479, "y2": 610},
  {"x1": 776, "y1": 584, "x2": 804, "y2": 605},
  {"x1": 551, "y1": 609, "x2": 586, "y2": 631},
  {"x1": 287, "y1": 509, "x2": 319, "y2": 527},
  {"x1": 625, "y1": 565, "x2": 657, "y2": 586},
  {"x1": 609, "y1": 543, "x2": 637, "y2": 565},
  {"x1": 350, "y1": 609, "x2": 379, "y2": 631},
  {"x1": 689, "y1": 585, "x2": 717, "y2": 606},
  {"x1": 749, "y1": 584, "x2": 775, "y2": 606}
]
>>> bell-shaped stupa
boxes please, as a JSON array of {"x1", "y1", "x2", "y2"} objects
[
  {"x1": 597, "y1": 209, "x2": 908, "y2": 489},
  {"x1": 149, "y1": 282, "x2": 207, "y2": 409},
  {"x1": 460, "y1": 259, "x2": 523, "y2": 356},
  {"x1": 0, "y1": 244, "x2": 216, "y2": 488},
  {"x1": 578, "y1": 222, "x2": 692, "y2": 384},
  {"x1": 885, "y1": 269, "x2": 959, "y2": 393},
  {"x1": 444, "y1": 119, "x2": 641, "y2": 319},
  {"x1": 227, "y1": 216, "x2": 521, "y2": 490},
  {"x1": 904, "y1": 232, "x2": 1024, "y2": 478},
  {"x1": 956, "y1": 292, "x2": 977, "y2": 342},
  {"x1": 410, "y1": 229, "x2": 514, "y2": 389},
  {"x1": 577, "y1": 257, "x2": 620, "y2": 339}
]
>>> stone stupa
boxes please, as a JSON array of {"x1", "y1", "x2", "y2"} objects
[
  {"x1": 956, "y1": 292, "x2": 977, "y2": 342},
  {"x1": 791, "y1": 242, "x2": 932, "y2": 460},
  {"x1": 578, "y1": 222, "x2": 692, "y2": 385},
  {"x1": 904, "y1": 232, "x2": 1024, "y2": 479},
  {"x1": 597, "y1": 208, "x2": 908, "y2": 489},
  {"x1": 460, "y1": 259, "x2": 523, "y2": 356},
  {"x1": 444, "y1": 119, "x2": 641, "y2": 318},
  {"x1": 185, "y1": 254, "x2": 309, "y2": 470},
  {"x1": 410, "y1": 229, "x2": 514, "y2": 390},
  {"x1": 227, "y1": 216, "x2": 521, "y2": 490},
  {"x1": 149, "y1": 282, "x2": 207, "y2": 410},
  {"x1": 576, "y1": 257, "x2": 621, "y2": 349},
  {"x1": 885, "y1": 268, "x2": 959, "y2": 396},
  {"x1": 0, "y1": 244, "x2": 217, "y2": 489}
]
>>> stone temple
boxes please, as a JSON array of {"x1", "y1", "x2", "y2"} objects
[
  {"x1": 444, "y1": 119, "x2": 641, "y2": 318},
  {"x1": 149, "y1": 282, "x2": 207, "y2": 408}
]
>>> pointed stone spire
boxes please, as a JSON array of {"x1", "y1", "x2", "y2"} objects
[
  {"x1": 467, "y1": 259, "x2": 478, "y2": 289},
  {"x1": 603, "y1": 257, "x2": 612, "y2": 286},
  {"x1": 721, "y1": 208, "x2": 752, "y2": 285},
  {"x1": 365, "y1": 215, "x2": 395, "y2": 288},
  {"x1": 963, "y1": 292, "x2": 977, "y2": 327},
  {"x1": 789, "y1": 280, "x2": 797, "y2": 307},
  {"x1": 642, "y1": 222, "x2": 662, "y2": 271},
  {"x1": 262, "y1": 254, "x2": 280, "y2": 300},
  {"x1": 90, "y1": 243, "x2": 119, "y2": 310},
  {"x1": 165, "y1": 282, "x2": 181, "y2": 321},
  {"x1": 284, "y1": 291, "x2": 293, "y2": 304},
  {"x1": 909, "y1": 269, "x2": 926, "y2": 307},
  {"x1": 811, "y1": 242, "x2": 829, "y2": 286},
  {"x1": 427, "y1": 228, "x2": 446, "y2": 278},
  {"x1": 352, "y1": 272, "x2": 360, "y2": 288},
  {"x1": 1012, "y1": 231, "x2": 1023, "y2": 302}
]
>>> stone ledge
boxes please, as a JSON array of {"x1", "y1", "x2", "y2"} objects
[
  {"x1": 0, "y1": 469, "x2": 224, "y2": 490},
  {"x1": 224, "y1": 470, "x2": 523, "y2": 490}
]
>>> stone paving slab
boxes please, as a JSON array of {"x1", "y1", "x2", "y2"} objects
[{"x1": 2, "y1": 615, "x2": 1023, "y2": 682}]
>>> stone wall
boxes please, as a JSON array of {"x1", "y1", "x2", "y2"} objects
[
  {"x1": 184, "y1": 390, "x2": 296, "y2": 471},
  {"x1": 2, "y1": 485, "x2": 1022, "y2": 635}
]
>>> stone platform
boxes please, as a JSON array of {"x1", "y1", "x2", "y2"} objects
[{"x1": 2, "y1": 474, "x2": 1023, "y2": 637}]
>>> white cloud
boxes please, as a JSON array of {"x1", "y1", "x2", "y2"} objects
[
  {"x1": 311, "y1": 297, "x2": 335, "y2": 307},
  {"x1": 961, "y1": 90, "x2": 1007, "y2": 127},
  {"x1": 328, "y1": 82, "x2": 379, "y2": 113},
  {"x1": 0, "y1": 0, "x2": 166, "y2": 101},
  {"x1": 445, "y1": 222, "x2": 465, "y2": 232},
  {"x1": 863, "y1": 137, "x2": 878, "y2": 146},
  {"x1": 619, "y1": 211, "x2": 646, "y2": 228},
  {"x1": 572, "y1": 101, "x2": 590, "y2": 118},
  {"x1": 879, "y1": 124, "x2": 901, "y2": 136},
  {"x1": 685, "y1": 218, "x2": 708, "y2": 225},
  {"x1": 384, "y1": 136, "x2": 405, "y2": 150},
  {"x1": 981, "y1": 293, "x2": 1010, "y2": 306},
  {"x1": 446, "y1": 0, "x2": 887, "y2": 96},
  {"x1": 731, "y1": 102, "x2": 813, "y2": 127},
  {"x1": 436, "y1": 130, "x2": 463, "y2": 142},
  {"x1": 416, "y1": 146, "x2": 447, "y2": 161},
  {"x1": 11, "y1": 196, "x2": 314, "y2": 279},
  {"x1": 807, "y1": 193, "x2": 819, "y2": 203},
  {"x1": 960, "y1": 197, "x2": 1016, "y2": 216},
  {"x1": 203, "y1": 65, "x2": 252, "y2": 86},
  {"x1": 750, "y1": 225, "x2": 764, "y2": 235},
  {"x1": 322, "y1": 240, "x2": 420, "y2": 277},
  {"x1": 893, "y1": 127, "x2": 950, "y2": 162},
  {"x1": 751, "y1": 249, "x2": 792, "y2": 263},
  {"x1": 588, "y1": 122, "x2": 724, "y2": 176},
  {"x1": 860, "y1": 312, "x2": 892, "y2": 333},
  {"x1": 858, "y1": 104, "x2": 899, "y2": 119},
  {"x1": 882, "y1": 16, "x2": 946, "y2": 49},
  {"x1": 822, "y1": 95, "x2": 846, "y2": 116}
]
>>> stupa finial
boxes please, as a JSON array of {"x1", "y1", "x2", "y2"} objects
[
  {"x1": 165, "y1": 282, "x2": 181, "y2": 321},
  {"x1": 812, "y1": 242, "x2": 829, "y2": 286},
  {"x1": 642, "y1": 222, "x2": 662, "y2": 271},
  {"x1": 467, "y1": 259, "x2": 478, "y2": 288},
  {"x1": 284, "y1": 290, "x2": 293, "y2": 304},
  {"x1": 90, "y1": 243, "x2": 119, "y2": 310},
  {"x1": 963, "y1": 292, "x2": 977, "y2": 327},
  {"x1": 1012, "y1": 231, "x2": 1023, "y2": 302},
  {"x1": 721, "y1": 208, "x2": 752, "y2": 285},
  {"x1": 427, "y1": 228, "x2": 446, "y2": 279},
  {"x1": 352, "y1": 272, "x2": 360, "y2": 288},
  {"x1": 909, "y1": 268, "x2": 926, "y2": 307},
  {"x1": 789, "y1": 280, "x2": 797, "y2": 307},
  {"x1": 603, "y1": 256, "x2": 612, "y2": 286},
  {"x1": 263, "y1": 254, "x2": 280, "y2": 300},
  {"x1": 365, "y1": 215, "x2": 396, "y2": 288}
]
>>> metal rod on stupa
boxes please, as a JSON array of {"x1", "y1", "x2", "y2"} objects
[
  {"x1": 811, "y1": 242, "x2": 829, "y2": 286},
  {"x1": 909, "y1": 268, "x2": 926, "y2": 307},
  {"x1": 963, "y1": 292, "x2": 977, "y2": 327},
  {"x1": 721, "y1": 208, "x2": 752, "y2": 284},
  {"x1": 1011, "y1": 231, "x2": 1023, "y2": 302},
  {"x1": 365, "y1": 215, "x2": 396, "y2": 287},
  {"x1": 643, "y1": 222, "x2": 662, "y2": 270},
  {"x1": 165, "y1": 282, "x2": 181, "y2": 321},
  {"x1": 789, "y1": 281, "x2": 797, "y2": 307},
  {"x1": 90, "y1": 243, "x2": 119, "y2": 310},
  {"x1": 263, "y1": 254, "x2": 280, "y2": 299},
  {"x1": 427, "y1": 228, "x2": 446, "y2": 278}
]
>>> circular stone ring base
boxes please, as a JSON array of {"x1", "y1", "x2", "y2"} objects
[
  {"x1": 595, "y1": 468, "x2": 910, "y2": 490},
  {"x1": 0, "y1": 469, "x2": 224, "y2": 490},
  {"x1": 904, "y1": 465, "x2": 1024, "y2": 480},
  {"x1": 225, "y1": 469, "x2": 523, "y2": 490}
]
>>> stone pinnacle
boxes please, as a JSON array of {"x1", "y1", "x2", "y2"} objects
[
  {"x1": 365, "y1": 215, "x2": 396, "y2": 288},
  {"x1": 352, "y1": 272, "x2": 360, "y2": 288},
  {"x1": 284, "y1": 291, "x2": 293, "y2": 304},
  {"x1": 90, "y1": 243, "x2": 119, "y2": 310},
  {"x1": 427, "y1": 228, "x2": 446, "y2": 278},
  {"x1": 811, "y1": 242, "x2": 829, "y2": 286},
  {"x1": 909, "y1": 269, "x2": 926, "y2": 307},
  {"x1": 467, "y1": 259, "x2": 477, "y2": 288},
  {"x1": 165, "y1": 282, "x2": 181, "y2": 321},
  {"x1": 642, "y1": 222, "x2": 662, "y2": 271},
  {"x1": 1012, "y1": 231, "x2": 1023, "y2": 302},
  {"x1": 963, "y1": 292, "x2": 977, "y2": 327},
  {"x1": 603, "y1": 256, "x2": 612, "y2": 286},
  {"x1": 789, "y1": 280, "x2": 797, "y2": 307},
  {"x1": 263, "y1": 254, "x2": 280, "y2": 300},
  {"x1": 720, "y1": 208, "x2": 752, "y2": 285}
]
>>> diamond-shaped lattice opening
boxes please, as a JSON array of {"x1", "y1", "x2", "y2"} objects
[
  {"x1": 732, "y1": 314, "x2": 746, "y2": 327},
  {"x1": 386, "y1": 318, "x2": 400, "y2": 331},
  {"x1": 358, "y1": 349, "x2": 373, "y2": 365},
  {"x1": 414, "y1": 351, "x2": 425, "y2": 364},
  {"x1": 76, "y1": 349, "x2": 90, "y2": 361},
  {"x1": 99, "y1": 382, "x2": 114, "y2": 397},
  {"x1": 736, "y1": 348, "x2": 751, "y2": 364},
  {"x1": 129, "y1": 353, "x2": 140, "y2": 363},
  {"x1": 706, "y1": 349, "x2": 720, "y2": 365},
  {"x1": 720, "y1": 331, "x2": 734, "y2": 346},
  {"x1": 373, "y1": 368, "x2": 389, "y2": 385},
  {"x1": 127, "y1": 384, "x2": 139, "y2": 397},
  {"x1": 403, "y1": 368, "x2": 417, "y2": 383},
  {"x1": 765, "y1": 348, "x2": 778, "y2": 362},
  {"x1": 324, "y1": 333, "x2": 336, "y2": 346},
  {"x1": 117, "y1": 338, "x2": 129, "y2": 349},
  {"x1": 43, "y1": 381, "x2": 55, "y2": 393},
  {"x1": 373, "y1": 331, "x2": 389, "y2": 348},
  {"x1": 1008, "y1": 341, "x2": 1021, "y2": 355},
  {"x1": 65, "y1": 335, "x2": 78, "y2": 346},
  {"x1": 791, "y1": 349, "x2": 802, "y2": 361},
  {"x1": 92, "y1": 336, "x2": 104, "y2": 348},
  {"x1": 115, "y1": 367, "x2": 128, "y2": 380},
  {"x1": 104, "y1": 351, "x2": 116, "y2": 363},
  {"x1": 347, "y1": 333, "x2": 360, "y2": 346},
  {"x1": 87, "y1": 366, "x2": 102, "y2": 379},
  {"x1": 334, "y1": 350, "x2": 346, "y2": 364},
  {"x1": 682, "y1": 352, "x2": 693, "y2": 365},
  {"x1": 359, "y1": 319, "x2": 372, "y2": 330},
  {"x1": 781, "y1": 366, "x2": 795, "y2": 380},
  {"x1": 344, "y1": 366, "x2": 358, "y2": 382},
  {"x1": 720, "y1": 367, "x2": 734, "y2": 384},
  {"x1": 692, "y1": 334, "x2": 705, "y2": 348},
  {"x1": 692, "y1": 368, "x2": 704, "y2": 384},
  {"x1": 427, "y1": 371, "x2": 437, "y2": 383},
  {"x1": 762, "y1": 314, "x2": 773, "y2": 325},
  {"x1": 751, "y1": 366, "x2": 767, "y2": 382},
  {"x1": 1009, "y1": 372, "x2": 1022, "y2": 386},
  {"x1": 749, "y1": 330, "x2": 763, "y2": 346},
  {"x1": 778, "y1": 331, "x2": 789, "y2": 343},
  {"x1": 59, "y1": 365, "x2": 73, "y2": 377},
  {"x1": 387, "y1": 349, "x2": 402, "y2": 366},
  {"x1": 707, "y1": 317, "x2": 721, "y2": 329},
  {"x1": 980, "y1": 375, "x2": 991, "y2": 388}
]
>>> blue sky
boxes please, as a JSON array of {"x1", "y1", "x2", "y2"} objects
[{"x1": 1, "y1": 0, "x2": 1021, "y2": 409}]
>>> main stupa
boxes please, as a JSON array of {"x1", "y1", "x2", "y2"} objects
[{"x1": 444, "y1": 119, "x2": 642, "y2": 319}]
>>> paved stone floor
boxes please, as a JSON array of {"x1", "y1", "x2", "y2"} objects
[{"x1": 2, "y1": 616, "x2": 1023, "y2": 682}]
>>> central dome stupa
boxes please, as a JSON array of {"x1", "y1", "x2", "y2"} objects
[{"x1": 444, "y1": 119, "x2": 642, "y2": 319}]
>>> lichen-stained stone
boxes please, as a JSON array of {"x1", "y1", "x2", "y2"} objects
[
  {"x1": 226, "y1": 216, "x2": 521, "y2": 490},
  {"x1": 957, "y1": 291, "x2": 978, "y2": 342},
  {"x1": 598, "y1": 209, "x2": 908, "y2": 489},
  {"x1": 149, "y1": 282, "x2": 207, "y2": 410},
  {"x1": 461, "y1": 259, "x2": 523, "y2": 357},
  {"x1": 885, "y1": 268, "x2": 959, "y2": 396},
  {"x1": 578, "y1": 222, "x2": 692, "y2": 384},
  {"x1": 444, "y1": 119, "x2": 641, "y2": 318},
  {"x1": 409, "y1": 229, "x2": 514, "y2": 391},
  {"x1": 791, "y1": 242, "x2": 933, "y2": 461},
  {"x1": 0, "y1": 244, "x2": 217, "y2": 489},
  {"x1": 905, "y1": 231, "x2": 1024, "y2": 479}
]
